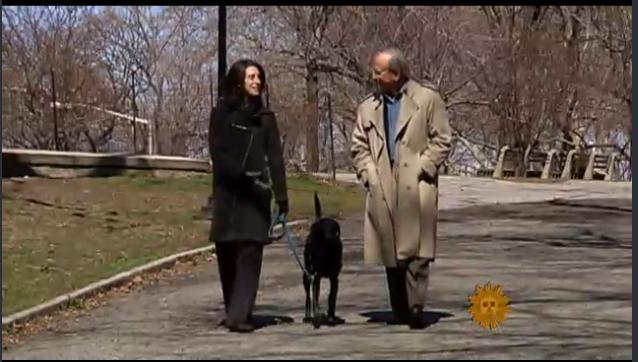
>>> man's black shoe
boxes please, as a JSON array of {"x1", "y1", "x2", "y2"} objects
[
  {"x1": 408, "y1": 305, "x2": 425, "y2": 330},
  {"x1": 391, "y1": 308, "x2": 410, "y2": 325}
]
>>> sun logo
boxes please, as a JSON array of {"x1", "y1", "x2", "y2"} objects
[{"x1": 468, "y1": 282, "x2": 511, "y2": 330}]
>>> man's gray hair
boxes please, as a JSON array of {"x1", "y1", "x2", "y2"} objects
[{"x1": 378, "y1": 47, "x2": 410, "y2": 80}]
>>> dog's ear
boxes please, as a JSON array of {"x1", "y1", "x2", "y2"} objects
[{"x1": 314, "y1": 192, "x2": 322, "y2": 220}]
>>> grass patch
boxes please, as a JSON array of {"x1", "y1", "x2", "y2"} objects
[{"x1": 2, "y1": 173, "x2": 363, "y2": 316}]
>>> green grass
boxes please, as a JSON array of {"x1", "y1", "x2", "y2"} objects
[{"x1": 1, "y1": 173, "x2": 364, "y2": 316}]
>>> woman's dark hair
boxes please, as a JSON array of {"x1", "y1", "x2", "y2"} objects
[{"x1": 221, "y1": 59, "x2": 267, "y2": 108}]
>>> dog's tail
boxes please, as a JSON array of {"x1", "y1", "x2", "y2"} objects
[{"x1": 314, "y1": 192, "x2": 322, "y2": 220}]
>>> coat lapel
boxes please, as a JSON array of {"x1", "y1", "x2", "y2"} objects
[
  {"x1": 372, "y1": 98, "x2": 395, "y2": 219},
  {"x1": 362, "y1": 95, "x2": 395, "y2": 218},
  {"x1": 374, "y1": 99, "x2": 386, "y2": 161},
  {"x1": 366, "y1": 95, "x2": 385, "y2": 162},
  {"x1": 394, "y1": 80, "x2": 419, "y2": 143}
]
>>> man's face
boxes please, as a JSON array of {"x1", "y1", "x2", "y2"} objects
[{"x1": 372, "y1": 52, "x2": 400, "y2": 93}]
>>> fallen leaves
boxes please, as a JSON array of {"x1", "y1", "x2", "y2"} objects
[{"x1": 3, "y1": 251, "x2": 215, "y2": 349}]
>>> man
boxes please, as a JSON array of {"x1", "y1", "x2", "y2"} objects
[{"x1": 351, "y1": 47, "x2": 452, "y2": 329}]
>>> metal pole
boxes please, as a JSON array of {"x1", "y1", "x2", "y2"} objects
[
  {"x1": 209, "y1": 65, "x2": 214, "y2": 110},
  {"x1": 218, "y1": 5, "x2": 226, "y2": 101},
  {"x1": 51, "y1": 69, "x2": 60, "y2": 151},
  {"x1": 132, "y1": 69, "x2": 137, "y2": 154},
  {"x1": 205, "y1": 6, "x2": 228, "y2": 220}
]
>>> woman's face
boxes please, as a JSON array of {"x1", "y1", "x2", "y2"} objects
[{"x1": 244, "y1": 66, "x2": 262, "y2": 96}]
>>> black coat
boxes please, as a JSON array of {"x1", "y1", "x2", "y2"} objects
[{"x1": 209, "y1": 99, "x2": 288, "y2": 244}]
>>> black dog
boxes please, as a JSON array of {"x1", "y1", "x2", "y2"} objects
[{"x1": 303, "y1": 193, "x2": 344, "y2": 327}]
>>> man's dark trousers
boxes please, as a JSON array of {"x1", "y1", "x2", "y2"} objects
[{"x1": 385, "y1": 258, "x2": 431, "y2": 322}]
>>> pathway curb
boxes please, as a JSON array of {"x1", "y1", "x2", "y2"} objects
[{"x1": 2, "y1": 219, "x2": 308, "y2": 330}]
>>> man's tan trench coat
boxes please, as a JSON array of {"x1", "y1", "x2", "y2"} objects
[{"x1": 351, "y1": 79, "x2": 452, "y2": 267}]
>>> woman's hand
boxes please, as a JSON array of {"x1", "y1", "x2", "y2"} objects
[{"x1": 277, "y1": 200, "x2": 289, "y2": 215}]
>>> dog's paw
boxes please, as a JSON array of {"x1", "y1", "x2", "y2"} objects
[
  {"x1": 308, "y1": 313, "x2": 326, "y2": 329},
  {"x1": 326, "y1": 315, "x2": 345, "y2": 326}
]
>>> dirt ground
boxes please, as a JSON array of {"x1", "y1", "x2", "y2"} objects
[
  {"x1": 2, "y1": 176, "x2": 632, "y2": 359},
  {"x1": 1, "y1": 173, "x2": 361, "y2": 316}
]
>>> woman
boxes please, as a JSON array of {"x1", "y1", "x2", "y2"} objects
[{"x1": 208, "y1": 59, "x2": 289, "y2": 333}]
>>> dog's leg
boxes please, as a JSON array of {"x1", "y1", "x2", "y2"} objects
[
  {"x1": 312, "y1": 276, "x2": 323, "y2": 328},
  {"x1": 303, "y1": 273, "x2": 312, "y2": 323},
  {"x1": 326, "y1": 276, "x2": 345, "y2": 326}
]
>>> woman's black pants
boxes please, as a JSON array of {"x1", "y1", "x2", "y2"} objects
[{"x1": 215, "y1": 241, "x2": 264, "y2": 326}]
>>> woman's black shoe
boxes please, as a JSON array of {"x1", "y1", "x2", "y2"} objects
[
  {"x1": 227, "y1": 322, "x2": 256, "y2": 333},
  {"x1": 218, "y1": 313, "x2": 254, "y2": 329}
]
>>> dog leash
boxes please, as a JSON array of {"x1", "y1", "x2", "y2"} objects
[
  {"x1": 269, "y1": 212, "x2": 323, "y2": 328},
  {"x1": 269, "y1": 212, "x2": 314, "y2": 280}
]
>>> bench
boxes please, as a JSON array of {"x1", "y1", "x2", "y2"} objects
[
  {"x1": 560, "y1": 150, "x2": 588, "y2": 180},
  {"x1": 552, "y1": 151, "x2": 568, "y2": 179},
  {"x1": 524, "y1": 147, "x2": 565, "y2": 179},
  {"x1": 523, "y1": 146, "x2": 549, "y2": 178},
  {"x1": 476, "y1": 168, "x2": 495, "y2": 177},
  {"x1": 584, "y1": 152, "x2": 618, "y2": 181},
  {"x1": 493, "y1": 146, "x2": 524, "y2": 178}
]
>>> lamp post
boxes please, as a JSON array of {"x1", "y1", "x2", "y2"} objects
[
  {"x1": 319, "y1": 90, "x2": 336, "y2": 183},
  {"x1": 131, "y1": 68, "x2": 137, "y2": 153},
  {"x1": 205, "y1": 6, "x2": 227, "y2": 220},
  {"x1": 218, "y1": 6, "x2": 226, "y2": 100}
]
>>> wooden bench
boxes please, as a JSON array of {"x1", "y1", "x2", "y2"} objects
[
  {"x1": 584, "y1": 152, "x2": 618, "y2": 181},
  {"x1": 523, "y1": 147, "x2": 548, "y2": 178},
  {"x1": 493, "y1": 146, "x2": 523, "y2": 178},
  {"x1": 542, "y1": 150, "x2": 563, "y2": 179},
  {"x1": 561, "y1": 150, "x2": 588, "y2": 180},
  {"x1": 552, "y1": 151, "x2": 568, "y2": 179},
  {"x1": 524, "y1": 147, "x2": 564, "y2": 179},
  {"x1": 495, "y1": 145, "x2": 566, "y2": 180},
  {"x1": 476, "y1": 168, "x2": 495, "y2": 177}
]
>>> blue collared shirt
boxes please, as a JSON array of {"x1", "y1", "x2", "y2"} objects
[{"x1": 383, "y1": 92, "x2": 402, "y2": 164}]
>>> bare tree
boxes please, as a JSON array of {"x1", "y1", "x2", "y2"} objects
[
  {"x1": 2, "y1": 5, "x2": 630, "y2": 181},
  {"x1": 2, "y1": 6, "x2": 124, "y2": 151}
]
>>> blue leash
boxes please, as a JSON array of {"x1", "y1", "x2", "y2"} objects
[
  {"x1": 269, "y1": 211, "x2": 322, "y2": 328},
  {"x1": 268, "y1": 212, "x2": 313, "y2": 279}
]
